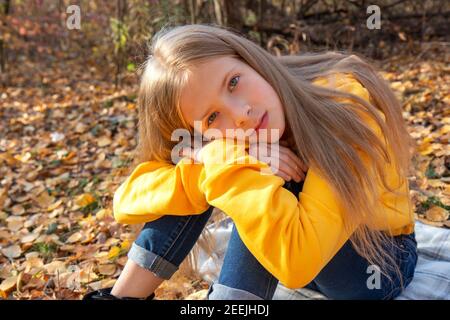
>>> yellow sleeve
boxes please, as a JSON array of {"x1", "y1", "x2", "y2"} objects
[
  {"x1": 197, "y1": 138, "x2": 357, "y2": 289},
  {"x1": 113, "y1": 158, "x2": 209, "y2": 224}
]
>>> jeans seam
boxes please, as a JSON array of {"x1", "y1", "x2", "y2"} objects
[{"x1": 160, "y1": 212, "x2": 208, "y2": 264}]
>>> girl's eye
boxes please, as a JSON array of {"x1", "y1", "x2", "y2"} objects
[
  {"x1": 207, "y1": 111, "x2": 219, "y2": 126},
  {"x1": 229, "y1": 75, "x2": 240, "y2": 91}
]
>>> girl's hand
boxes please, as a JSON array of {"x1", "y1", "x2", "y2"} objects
[
  {"x1": 180, "y1": 139, "x2": 308, "y2": 183},
  {"x1": 248, "y1": 142, "x2": 308, "y2": 183}
]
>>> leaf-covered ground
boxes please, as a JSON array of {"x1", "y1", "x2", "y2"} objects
[{"x1": 0, "y1": 43, "x2": 448, "y2": 299}]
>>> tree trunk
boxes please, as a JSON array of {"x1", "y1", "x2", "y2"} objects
[
  {"x1": 115, "y1": 0, "x2": 127, "y2": 88},
  {"x1": 0, "y1": 0, "x2": 11, "y2": 73}
]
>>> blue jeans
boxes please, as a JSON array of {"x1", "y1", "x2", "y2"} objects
[{"x1": 127, "y1": 180, "x2": 418, "y2": 300}]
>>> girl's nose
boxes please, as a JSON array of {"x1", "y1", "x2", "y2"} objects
[{"x1": 233, "y1": 105, "x2": 252, "y2": 128}]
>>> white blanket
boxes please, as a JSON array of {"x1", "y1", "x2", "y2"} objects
[{"x1": 195, "y1": 218, "x2": 450, "y2": 300}]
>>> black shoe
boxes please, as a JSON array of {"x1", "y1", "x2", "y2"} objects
[{"x1": 83, "y1": 287, "x2": 155, "y2": 300}]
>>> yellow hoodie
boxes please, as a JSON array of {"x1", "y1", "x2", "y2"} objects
[{"x1": 112, "y1": 72, "x2": 415, "y2": 288}]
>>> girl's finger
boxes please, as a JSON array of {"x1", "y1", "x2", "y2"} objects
[
  {"x1": 249, "y1": 144, "x2": 304, "y2": 182},
  {"x1": 276, "y1": 151, "x2": 304, "y2": 182},
  {"x1": 278, "y1": 146, "x2": 308, "y2": 173},
  {"x1": 273, "y1": 156, "x2": 303, "y2": 183},
  {"x1": 270, "y1": 165, "x2": 291, "y2": 182}
]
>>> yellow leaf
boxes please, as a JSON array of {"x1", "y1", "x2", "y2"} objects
[
  {"x1": 108, "y1": 246, "x2": 121, "y2": 260},
  {"x1": 120, "y1": 239, "x2": 131, "y2": 251},
  {"x1": 439, "y1": 124, "x2": 450, "y2": 135},
  {"x1": 15, "y1": 152, "x2": 32, "y2": 163},
  {"x1": 0, "y1": 289, "x2": 7, "y2": 299},
  {"x1": 95, "y1": 208, "x2": 112, "y2": 220},
  {"x1": 75, "y1": 193, "x2": 95, "y2": 207},
  {"x1": 443, "y1": 185, "x2": 450, "y2": 197},
  {"x1": 47, "y1": 199, "x2": 63, "y2": 212},
  {"x1": 417, "y1": 140, "x2": 434, "y2": 155},
  {"x1": 425, "y1": 206, "x2": 449, "y2": 222}
]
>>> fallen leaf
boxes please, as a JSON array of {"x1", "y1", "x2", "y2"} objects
[
  {"x1": 74, "y1": 193, "x2": 95, "y2": 207},
  {"x1": 11, "y1": 204, "x2": 25, "y2": 215},
  {"x1": 425, "y1": 206, "x2": 449, "y2": 222},
  {"x1": 95, "y1": 208, "x2": 112, "y2": 220},
  {"x1": 97, "y1": 264, "x2": 116, "y2": 276},
  {"x1": 66, "y1": 232, "x2": 83, "y2": 244},
  {"x1": 34, "y1": 191, "x2": 55, "y2": 209},
  {"x1": 107, "y1": 246, "x2": 121, "y2": 260},
  {"x1": 97, "y1": 136, "x2": 112, "y2": 147},
  {"x1": 47, "y1": 199, "x2": 63, "y2": 212},
  {"x1": 43, "y1": 261, "x2": 66, "y2": 274},
  {"x1": 0, "y1": 276, "x2": 18, "y2": 293},
  {"x1": 1, "y1": 245, "x2": 23, "y2": 259},
  {"x1": 20, "y1": 232, "x2": 40, "y2": 244}
]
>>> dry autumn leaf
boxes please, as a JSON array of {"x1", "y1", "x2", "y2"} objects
[
  {"x1": 74, "y1": 193, "x2": 96, "y2": 207},
  {"x1": 98, "y1": 264, "x2": 117, "y2": 276},
  {"x1": 95, "y1": 208, "x2": 112, "y2": 220},
  {"x1": 97, "y1": 136, "x2": 112, "y2": 147},
  {"x1": 0, "y1": 276, "x2": 18, "y2": 293},
  {"x1": 1, "y1": 245, "x2": 23, "y2": 259},
  {"x1": 20, "y1": 233, "x2": 40, "y2": 244},
  {"x1": 425, "y1": 206, "x2": 450, "y2": 222},
  {"x1": 66, "y1": 232, "x2": 84, "y2": 244},
  {"x1": 107, "y1": 246, "x2": 121, "y2": 260}
]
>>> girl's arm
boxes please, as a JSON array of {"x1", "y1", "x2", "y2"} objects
[
  {"x1": 196, "y1": 138, "x2": 354, "y2": 289},
  {"x1": 113, "y1": 159, "x2": 209, "y2": 224}
]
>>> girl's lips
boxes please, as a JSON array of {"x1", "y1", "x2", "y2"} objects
[{"x1": 256, "y1": 111, "x2": 268, "y2": 131}]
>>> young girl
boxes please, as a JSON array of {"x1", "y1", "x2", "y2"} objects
[{"x1": 83, "y1": 24, "x2": 418, "y2": 300}]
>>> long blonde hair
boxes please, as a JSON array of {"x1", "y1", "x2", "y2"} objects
[{"x1": 132, "y1": 23, "x2": 416, "y2": 287}]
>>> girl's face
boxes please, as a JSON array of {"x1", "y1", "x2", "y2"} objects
[{"x1": 179, "y1": 56, "x2": 286, "y2": 143}]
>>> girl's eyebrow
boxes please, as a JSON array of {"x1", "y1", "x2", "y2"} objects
[{"x1": 199, "y1": 65, "x2": 237, "y2": 121}]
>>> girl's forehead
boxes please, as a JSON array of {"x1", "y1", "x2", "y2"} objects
[{"x1": 180, "y1": 57, "x2": 243, "y2": 123}]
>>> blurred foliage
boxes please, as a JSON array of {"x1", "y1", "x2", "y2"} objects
[{"x1": 0, "y1": 0, "x2": 448, "y2": 85}]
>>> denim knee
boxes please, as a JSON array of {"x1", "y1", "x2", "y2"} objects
[{"x1": 128, "y1": 207, "x2": 215, "y2": 280}]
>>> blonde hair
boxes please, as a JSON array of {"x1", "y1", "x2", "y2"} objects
[{"x1": 131, "y1": 23, "x2": 416, "y2": 288}]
